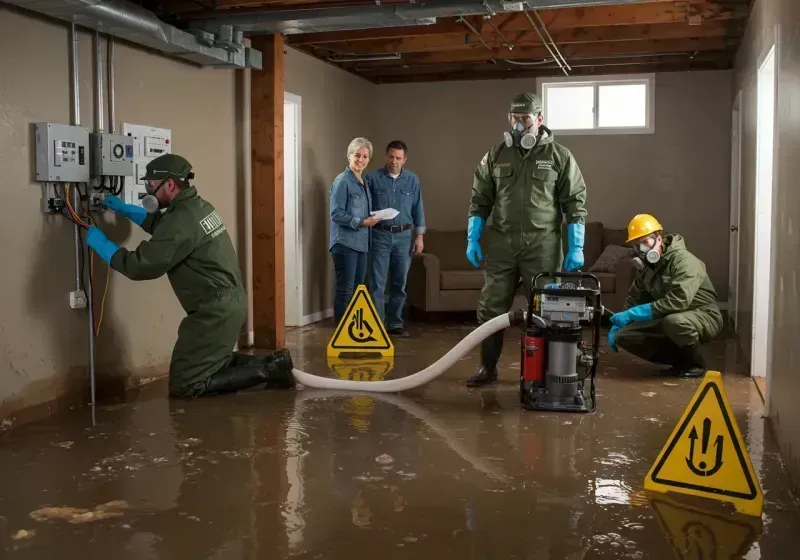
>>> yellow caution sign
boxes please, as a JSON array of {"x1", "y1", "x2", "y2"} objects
[
  {"x1": 650, "y1": 495, "x2": 761, "y2": 559},
  {"x1": 644, "y1": 371, "x2": 763, "y2": 517},
  {"x1": 327, "y1": 285, "x2": 394, "y2": 357}
]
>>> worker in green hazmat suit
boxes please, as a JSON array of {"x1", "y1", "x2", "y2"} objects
[
  {"x1": 466, "y1": 92, "x2": 588, "y2": 387},
  {"x1": 608, "y1": 214, "x2": 723, "y2": 378},
  {"x1": 85, "y1": 153, "x2": 294, "y2": 397}
]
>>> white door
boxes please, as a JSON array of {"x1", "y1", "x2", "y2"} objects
[
  {"x1": 284, "y1": 93, "x2": 303, "y2": 326},
  {"x1": 751, "y1": 44, "x2": 777, "y2": 382},
  {"x1": 728, "y1": 91, "x2": 742, "y2": 330}
]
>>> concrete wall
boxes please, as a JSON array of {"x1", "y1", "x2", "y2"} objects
[
  {"x1": 284, "y1": 47, "x2": 378, "y2": 320},
  {"x1": 370, "y1": 70, "x2": 732, "y2": 294},
  {"x1": 0, "y1": 5, "x2": 249, "y2": 418},
  {"x1": 731, "y1": 0, "x2": 800, "y2": 484}
]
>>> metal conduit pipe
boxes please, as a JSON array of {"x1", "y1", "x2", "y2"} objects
[
  {"x1": 109, "y1": 37, "x2": 116, "y2": 134},
  {"x1": 522, "y1": 10, "x2": 566, "y2": 75},
  {"x1": 95, "y1": 30, "x2": 104, "y2": 133},
  {"x1": 532, "y1": 8, "x2": 571, "y2": 72},
  {"x1": 70, "y1": 23, "x2": 81, "y2": 295}
]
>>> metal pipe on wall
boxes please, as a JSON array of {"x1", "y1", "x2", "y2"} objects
[
  {"x1": 95, "y1": 30, "x2": 104, "y2": 133},
  {"x1": 109, "y1": 37, "x2": 116, "y2": 134},
  {"x1": 70, "y1": 23, "x2": 82, "y2": 294}
]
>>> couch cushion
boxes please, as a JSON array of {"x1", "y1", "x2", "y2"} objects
[
  {"x1": 422, "y1": 230, "x2": 486, "y2": 271},
  {"x1": 591, "y1": 272, "x2": 616, "y2": 293},
  {"x1": 603, "y1": 227, "x2": 629, "y2": 247},
  {"x1": 589, "y1": 244, "x2": 634, "y2": 273},
  {"x1": 441, "y1": 270, "x2": 484, "y2": 290}
]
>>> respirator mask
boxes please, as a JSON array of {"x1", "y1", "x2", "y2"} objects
[
  {"x1": 504, "y1": 119, "x2": 538, "y2": 150},
  {"x1": 141, "y1": 179, "x2": 167, "y2": 214},
  {"x1": 632, "y1": 236, "x2": 661, "y2": 270}
]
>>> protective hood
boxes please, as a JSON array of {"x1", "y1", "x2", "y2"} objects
[{"x1": 657, "y1": 233, "x2": 686, "y2": 266}]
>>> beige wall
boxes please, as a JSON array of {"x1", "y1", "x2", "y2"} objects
[
  {"x1": 370, "y1": 70, "x2": 732, "y2": 295},
  {"x1": 732, "y1": 0, "x2": 800, "y2": 484},
  {"x1": 284, "y1": 47, "x2": 378, "y2": 318},
  {"x1": 0, "y1": 5, "x2": 247, "y2": 415}
]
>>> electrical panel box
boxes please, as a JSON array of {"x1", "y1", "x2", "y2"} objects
[
  {"x1": 35, "y1": 123, "x2": 90, "y2": 182},
  {"x1": 122, "y1": 123, "x2": 172, "y2": 207},
  {"x1": 90, "y1": 132, "x2": 134, "y2": 177}
]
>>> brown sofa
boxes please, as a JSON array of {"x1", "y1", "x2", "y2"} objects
[{"x1": 406, "y1": 221, "x2": 635, "y2": 315}]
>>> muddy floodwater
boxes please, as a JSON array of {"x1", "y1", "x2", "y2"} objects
[{"x1": 1, "y1": 321, "x2": 798, "y2": 558}]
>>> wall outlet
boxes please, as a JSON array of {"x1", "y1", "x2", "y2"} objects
[{"x1": 70, "y1": 290, "x2": 87, "y2": 309}]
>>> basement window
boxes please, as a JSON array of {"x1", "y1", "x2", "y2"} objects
[{"x1": 537, "y1": 74, "x2": 655, "y2": 135}]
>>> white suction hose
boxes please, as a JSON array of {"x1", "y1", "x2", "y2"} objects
[{"x1": 291, "y1": 310, "x2": 539, "y2": 393}]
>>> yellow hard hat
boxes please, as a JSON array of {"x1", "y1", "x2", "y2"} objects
[{"x1": 626, "y1": 214, "x2": 663, "y2": 243}]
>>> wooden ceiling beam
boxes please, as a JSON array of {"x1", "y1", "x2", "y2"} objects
[
  {"x1": 349, "y1": 36, "x2": 732, "y2": 68},
  {"x1": 317, "y1": 21, "x2": 737, "y2": 56},
  {"x1": 372, "y1": 58, "x2": 732, "y2": 84},
  {"x1": 285, "y1": 1, "x2": 746, "y2": 45}
]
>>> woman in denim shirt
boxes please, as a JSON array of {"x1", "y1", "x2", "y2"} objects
[{"x1": 329, "y1": 137, "x2": 383, "y2": 323}]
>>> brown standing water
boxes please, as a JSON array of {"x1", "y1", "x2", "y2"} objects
[{"x1": 1, "y1": 320, "x2": 798, "y2": 558}]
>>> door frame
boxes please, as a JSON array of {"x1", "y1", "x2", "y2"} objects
[
  {"x1": 728, "y1": 89, "x2": 743, "y2": 331},
  {"x1": 284, "y1": 92, "x2": 303, "y2": 327},
  {"x1": 750, "y1": 25, "x2": 780, "y2": 415}
]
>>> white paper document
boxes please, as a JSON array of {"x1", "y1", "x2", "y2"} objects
[{"x1": 370, "y1": 208, "x2": 400, "y2": 220}]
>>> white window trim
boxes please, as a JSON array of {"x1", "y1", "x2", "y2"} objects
[{"x1": 536, "y1": 73, "x2": 656, "y2": 136}]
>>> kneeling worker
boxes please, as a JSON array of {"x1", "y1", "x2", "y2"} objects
[
  {"x1": 85, "y1": 153, "x2": 294, "y2": 397},
  {"x1": 608, "y1": 214, "x2": 723, "y2": 378}
]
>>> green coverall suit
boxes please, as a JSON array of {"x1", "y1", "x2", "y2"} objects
[
  {"x1": 613, "y1": 234, "x2": 723, "y2": 376},
  {"x1": 86, "y1": 154, "x2": 293, "y2": 398},
  {"x1": 467, "y1": 124, "x2": 587, "y2": 385}
]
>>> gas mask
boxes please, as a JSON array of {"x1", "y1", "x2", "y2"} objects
[
  {"x1": 632, "y1": 237, "x2": 661, "y2": 270},
  {"x1": 141, "y1": 179, "x2": 167, "y2": 214},
  {"x1": 504, "y1": 121, "x2": 538, "y2": 150}
]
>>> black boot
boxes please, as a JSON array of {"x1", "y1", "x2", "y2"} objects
[
  {"x1": 204, "y1": 348, "x2": 295, "y2": 395},
  {"x1": 672, "y1": 343, "x2": 707, "y2": 378},
  {"x1": 467, "y1": 330, "x2": 504, "y2": 387}
]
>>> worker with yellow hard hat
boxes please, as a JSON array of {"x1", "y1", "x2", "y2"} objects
[{"x1": 607, "y1": 214, "x2": 723, "y2": 378}]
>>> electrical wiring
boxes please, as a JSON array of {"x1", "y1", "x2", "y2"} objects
[{"x1": 77, "y1": 184, "x2": 111, "y2": 337}]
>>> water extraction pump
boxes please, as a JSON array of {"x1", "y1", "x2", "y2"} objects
[{"x1": 520, "y1": 272, "x2": 602, "y2": 413}]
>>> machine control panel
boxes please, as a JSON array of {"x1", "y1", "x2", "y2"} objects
[
  {"x1": 90, "y1": 132, "x2": 134, "y2": 177},
  {"x1": 122, "y1": 123, "x2": 172, "y2": 207}
]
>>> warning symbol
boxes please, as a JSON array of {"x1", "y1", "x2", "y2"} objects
[
  {"x1": 650, "y1": 495, "x2": 761, "y2": 559},
  {"x1": 327, "y1": 285, "x2": 394, "y2": 357},
  {"x1": 644, "y1": 371, "x2": 764, "y2": 517}
]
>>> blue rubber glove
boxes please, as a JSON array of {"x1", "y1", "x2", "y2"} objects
[
  {"x1": 610, "y1": 303, "x2": 654, "y2": 328},
  {"x1": 608, "y1": 326, "x2": 620, "y2": 352},
  {"x1": 86, "y1": 226, "x2": 121, "y2": 265},
  {"x1": 103, "y1": 195, "x2": 147, "y2": 226},
  {"x1": 563, "y1": 222, "x2": 585, "y2": 272},
  {"x1": 466, "y1": 215, "x2": 485, "y2": 268}
]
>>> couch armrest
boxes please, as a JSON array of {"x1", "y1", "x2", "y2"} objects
[{"x1": 407, "y1": 252, "x2": 441, "y2": 312}]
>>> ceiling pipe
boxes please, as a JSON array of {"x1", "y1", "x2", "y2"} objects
[
  {"x1": 522, "y1": 9, "x2": 566, "y2": 75},
  {"x1": 184, "y1": 0, "x2": 649, "y2": 36},
  {"x1": 531, "y1": 7, "x2": 570, "y2": 71},
  {"x1": 2, "y1": 0, "x2": 262, "y2": 69}
]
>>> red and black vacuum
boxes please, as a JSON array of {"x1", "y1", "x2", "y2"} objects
[{"x1": 520, "y1": 272, "x2": 603, "y2": 413}]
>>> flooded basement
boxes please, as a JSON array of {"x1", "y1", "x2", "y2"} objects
[{"x1": 0, "y1": 320, "x2": 798, "y2": 558}]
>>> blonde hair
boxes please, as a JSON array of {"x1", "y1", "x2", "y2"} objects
[{"x1": 346, "y1": 137, "x2": 373, "y2": 161}]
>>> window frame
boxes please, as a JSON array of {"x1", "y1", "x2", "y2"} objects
[{"x1": 536, "y1": 73, "x2": 656, "y2": 136}]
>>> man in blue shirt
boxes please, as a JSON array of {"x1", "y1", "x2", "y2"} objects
[{"x1": 367, "y1": 140, "x2": 426, "y2": 337}]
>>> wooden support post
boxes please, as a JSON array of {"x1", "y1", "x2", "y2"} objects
[{"x1": 250, "y1": 34, "x2": 285, "y2": 350}]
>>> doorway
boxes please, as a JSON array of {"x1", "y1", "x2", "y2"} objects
[
  {"x1": 750, "y1": 42, "x2": 777, "y2": 390},
  {"x1": 284, "y1": 93, "x2": 303, "y2": 327},
  {"x1": 728, "y1": 90, "x2": 742, "y2": 331}
]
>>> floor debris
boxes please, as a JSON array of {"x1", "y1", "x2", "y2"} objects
[{"x1": 29, "y1": 501, "x2": 130, "y2": 524}]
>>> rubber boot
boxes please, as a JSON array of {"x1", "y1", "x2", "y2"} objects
[
  {"x1": 204, "y1": 348, "x2": 295, "y2": 395},
  {"x1": 672, "y1": 343, "x2": 707, "y2": 379},
  {"x1": 466, "y1": 330, "x2": 504, "y2": 387}
]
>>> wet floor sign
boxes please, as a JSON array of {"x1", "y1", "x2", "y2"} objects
[
  {"x1": 327, "y1": 285, "x2": 394, "y2": 357},
  {"x1": 644, "y1": 371, "x2": 763, "y2": 517}
]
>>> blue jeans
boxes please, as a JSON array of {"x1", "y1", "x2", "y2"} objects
[
  {"x1": 331, "y1": 243, "x2": 368, "y2": 324},
  {"x1": 369, "y1": 230, "x2": 413, "y2": 329}
]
